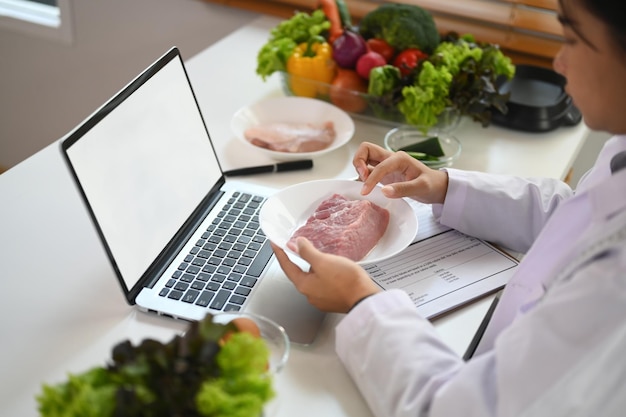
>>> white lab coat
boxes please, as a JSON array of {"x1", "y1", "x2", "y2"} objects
[{"x1": 336, "y1": 135, "x2": 626, "y2": 417}]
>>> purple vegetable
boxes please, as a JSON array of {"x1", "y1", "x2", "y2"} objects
[{"x1": 332, "y1": 30, "x2": 368, "y2": 69}]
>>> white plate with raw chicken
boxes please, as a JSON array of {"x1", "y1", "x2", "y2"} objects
[
  {"x1": 259, "y1": 179, "x2": 418, "y2": 265},
  {"x1": 231, "y1": 97, "x2": 355, "y2": 161}
]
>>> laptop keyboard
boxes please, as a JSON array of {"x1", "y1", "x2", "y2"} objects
[{"x1": 158, "y1": 191, "x2": 273, "y2": 312}]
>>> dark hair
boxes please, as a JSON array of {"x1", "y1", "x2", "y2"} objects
[{"x1": 576, "y1": 0, "x2": 626, "y2": 54}]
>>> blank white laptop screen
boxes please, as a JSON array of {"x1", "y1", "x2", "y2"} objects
[{"x1": 64, "y1": 51, "x2": 222, "y2": 291}]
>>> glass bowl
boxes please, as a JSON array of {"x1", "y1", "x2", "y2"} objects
[
  {"x1": 280, "y1": 72, "x2": 461, "y2": 132},
  {"x1": 384, "y1": 126, "x2": 462, "y2": 168},
  {"x1": 212, "y1": 312, "x2": 290, "y2": 374}
]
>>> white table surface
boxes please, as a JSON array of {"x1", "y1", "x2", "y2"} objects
[{"x1": 0, "y1": 15, "x2": 589, "y2": 417}]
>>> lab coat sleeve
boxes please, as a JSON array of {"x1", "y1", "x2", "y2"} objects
[
  {"x1": 335, "y1": 289, "x2": 465, "y2": 417},
  {"x1": 432, "y1": 169, "x2": 573, "y2": 253},
  {"x1": 335, "y1": 247, "x2": 626, "y2": 417}
]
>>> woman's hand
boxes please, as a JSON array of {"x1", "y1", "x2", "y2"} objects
[
  {"x1": 353, "y1": 142, "x2": 449, "y2": 205},
  {"x1": 271, "y1": 238, "x2": 381, "y2": 313}
]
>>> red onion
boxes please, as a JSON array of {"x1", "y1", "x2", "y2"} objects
[{"x1": 332, "y1": 30, "x2": 368, "y2": 69}]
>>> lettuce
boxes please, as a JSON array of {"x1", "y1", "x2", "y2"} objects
[
  {"x1": 256, "y1": 10, "x2": 330, "y2": 80},
  {"x1": 398, "y1": 34, "x2": 515, "y2": 130},
  {"x1": 36, "y1": 317, "x2": 274, "y2": 417}
]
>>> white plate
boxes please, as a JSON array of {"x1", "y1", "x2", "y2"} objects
[
  {"x1": 230, "y1": 97, "x2": 355, "y2": 161},
  {"x1": 259, "y1": 179, "x2": 418, "y2": 265}
]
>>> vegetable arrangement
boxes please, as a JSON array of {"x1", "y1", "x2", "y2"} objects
[
  {"x1": 256, "y1": 1, "x2": 516, "y2": 131},
  {"x1": 36, "y1": 316, "x2": 274, "y2": 417}
]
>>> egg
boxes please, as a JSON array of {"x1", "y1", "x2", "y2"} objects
[{"x1": 219, "y1": 316, "x2": 261, "y2": 345}]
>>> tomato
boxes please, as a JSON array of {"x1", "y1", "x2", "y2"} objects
[
  {"x1": 393, "y1": 48, "x2": 429, "y2": 76},
  {"x1": 329, "y1": 68, "x2": 368, "y2": 113},
  {"x1": 366, "y1": 38, "x2": 395, "y2": 63}
]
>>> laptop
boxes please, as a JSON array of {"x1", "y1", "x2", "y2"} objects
[{"x1": 60, "y1": 47, "x2": 325, "y2": 344}]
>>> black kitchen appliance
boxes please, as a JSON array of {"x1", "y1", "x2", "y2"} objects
[{"x1": 491, "y1": 64, "x2": 582, "y2": 132}]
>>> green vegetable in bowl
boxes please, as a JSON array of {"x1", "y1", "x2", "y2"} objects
[
  {"x1": 399, "y1": 136, "x2": 445, "y2": 157},
  {"x1": 399, "y1": 61, "x2": 453, "y2": 129},
  {"x1": 358, "y1": 3, "x2": 440, "y2": 53},
  {"x1": 367, "y1": 65, "x2": 405, "y2": 121},
  {"x1": 36, "y1": 316, "x2": 274, "y2": 417}
]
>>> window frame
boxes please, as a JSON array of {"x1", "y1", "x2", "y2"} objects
[{"x1": 0, "y1": 0, "x2": 73, "y2": 44}]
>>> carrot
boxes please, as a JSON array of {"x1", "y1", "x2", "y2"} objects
[{"x1": 318, "y1": 0, "x2": 343, "y2": 43}]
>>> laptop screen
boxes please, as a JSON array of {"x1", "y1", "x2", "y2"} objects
[{"x1": 63, "y1": 49, "x2": 222, "y2": 292}]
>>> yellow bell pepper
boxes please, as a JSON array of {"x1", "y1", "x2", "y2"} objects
[{"x1": 286, "y1": 41, "x2": 336, "y2": 98}]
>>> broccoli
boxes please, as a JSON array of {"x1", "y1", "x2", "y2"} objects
[{"x1": 359, "y1": 4, "x2": 440, "y2": 53}]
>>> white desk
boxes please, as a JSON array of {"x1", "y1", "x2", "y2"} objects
[{"x1": 0, "y1": 15, "x2": 589, "y2": 417}]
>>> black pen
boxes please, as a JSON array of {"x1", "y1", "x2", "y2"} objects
[{"x1": 222, "y1": 159, "x2": 313, "y2": 177}]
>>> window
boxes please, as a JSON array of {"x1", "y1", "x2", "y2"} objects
[
  {"x1": 0, "y1": 0, "x2": 73, "y2": 43},
  {"x1": 201, "y1": 0, "x2": 561, "y2": 68}
]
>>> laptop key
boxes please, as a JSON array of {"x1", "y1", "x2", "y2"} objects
[
  {"x1": 229, "y1": 294, "x2": 246, "y2": 305},
  {"x1": 224, "y1": 304, "x2": 241, "y2": 312},
  {"x1": 197, "y1": 272, "x2": 211, "y2": 282},
  {"x1": 240, "y1": 276, "x2": 258, "y2": 288},
  {"x1": 209, "y1": 289, "x2": 231, "y2": 310},
  {"x1": 228, "y1": 273, "x2": 242, "y2": 282},
  {"x1": 197, "y1": 249, "x2": 211, "y2": 259},
  {"x1": 243, "y1": 249, "x2": 257, "y2": 258},
  {"x1": 191, "y1": 257, "x2": 205, "y2": 266},
  {"x1": 234, "y1": 286, "x2": 251, "y2": 296},
  {"x1": 180, "y1": 273, "x2": 195, "y2": 283},
  {"x1": 191, "y1": 280, "x2": 205, "y2": 290},
  {"x1": 246, "y1": 241, "x2": 273, "y2": 277},
  {"x1": 196, "y1": 290, "x2": 215, "y2": 307},
  {"x1": 167, "y1": 289, "x2": 183, "y2": 300},
  {"x1": 233, "y1": 265, "x2": 247, "y2": 274},
  {"x1": 182, "y1": 289, "x2": 200, "y2": 303},
  {"x1": 213, "y1": 249, "x2": 228, "y2": 258},
  {"x1": 211, "y1": 274, "x2": 226, "y2": 283},
  {"x1": 202, "y1": 264, "x2": 217, "y2": 274}
]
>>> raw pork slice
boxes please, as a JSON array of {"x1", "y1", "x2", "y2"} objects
[
  {"x1": 244, "y1": 121, "x2": 336, "y2": 153},
  {"x1": 288, "y1": 194, "x2": 390, "y2": 261}
]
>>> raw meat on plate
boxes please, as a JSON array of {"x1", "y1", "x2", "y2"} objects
[
  {"x1": 288, "y1": 194, "x2": 390, "y2": 261},
  {"x1": 244, "y1": 121, "x2": 336, "y2": 153}
]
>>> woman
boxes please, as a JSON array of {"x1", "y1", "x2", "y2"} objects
[{"x1": 271, "y1": 0, "x2": 626, "y2": 415}]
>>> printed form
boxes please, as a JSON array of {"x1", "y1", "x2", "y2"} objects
[{"x1": 364, "y1": 200, "x2": 519, "y2": 318}]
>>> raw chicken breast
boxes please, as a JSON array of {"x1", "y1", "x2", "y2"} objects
[{"x1": 244, "y1": 121, "x2": 336, "y2": 153}]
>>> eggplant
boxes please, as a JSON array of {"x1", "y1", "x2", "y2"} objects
[{"x1": 332, "y1": 30, "x2": 368, "y2": 69}]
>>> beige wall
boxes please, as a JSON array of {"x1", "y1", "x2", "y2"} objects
[{"x1": 0, "y1": 0, "x2": 257, "y2": 170}]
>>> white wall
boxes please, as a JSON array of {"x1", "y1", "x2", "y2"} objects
[{"x1": 0, "y1": 0, "x2": 258, "y2": 170}]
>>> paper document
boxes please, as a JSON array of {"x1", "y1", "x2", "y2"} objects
[{"x1": 364, "y1": 200, "x2": 518, "y2": 318}]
